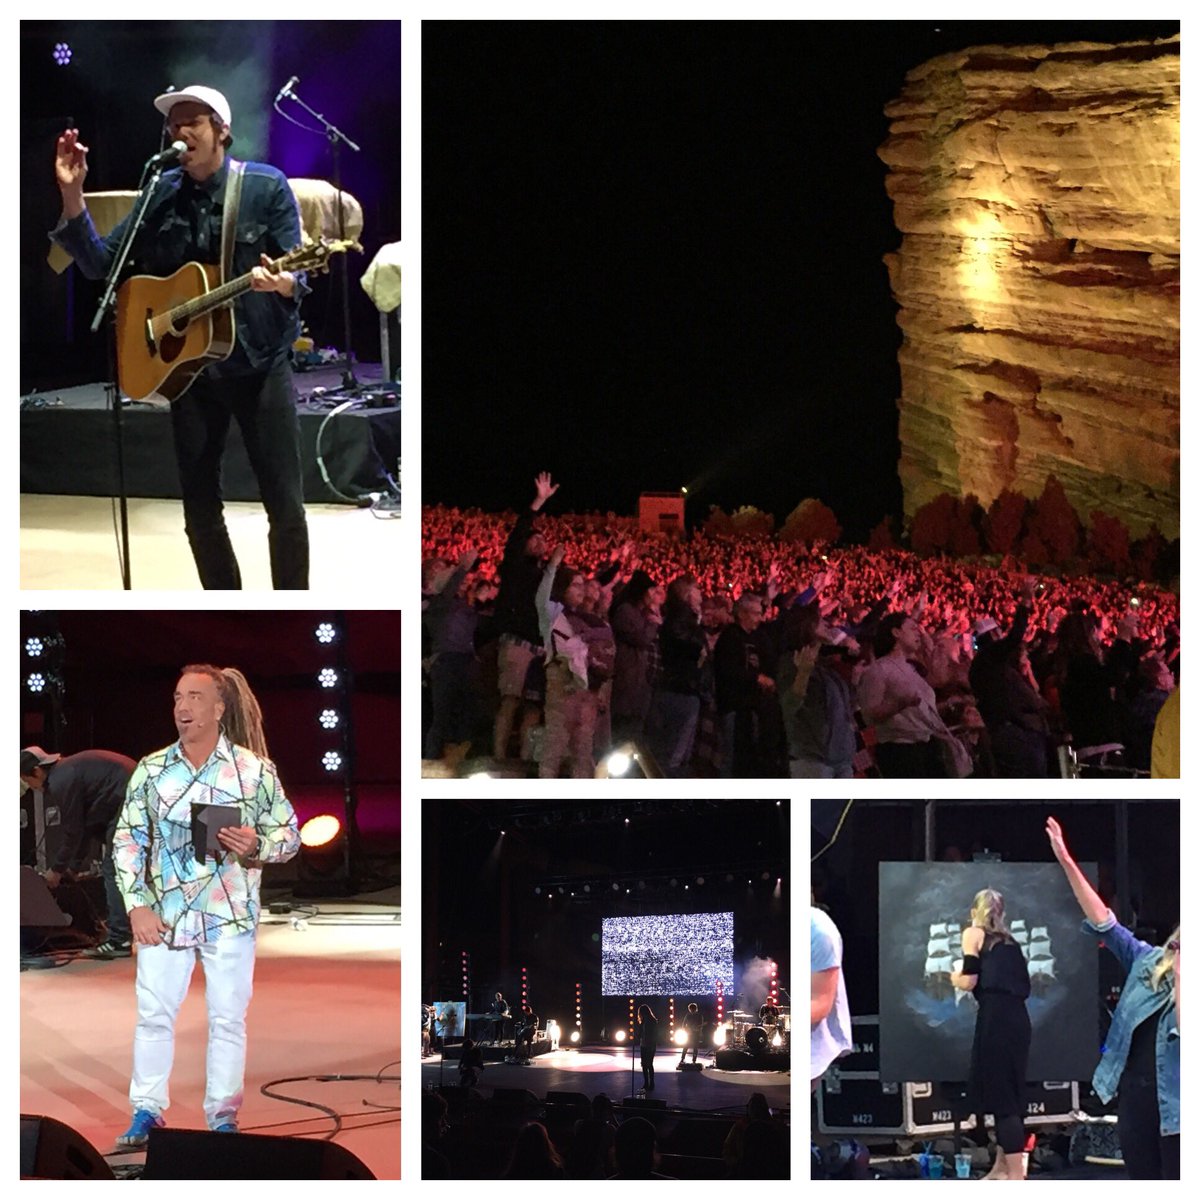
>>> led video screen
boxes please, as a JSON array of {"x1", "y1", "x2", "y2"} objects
[{"x1": 601, "y1": 911, "x2": 734, "y2": 996}]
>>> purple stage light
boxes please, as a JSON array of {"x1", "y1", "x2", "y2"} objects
[{"x1": 53, "y1": 42, "x2": 72, "y2": 67}]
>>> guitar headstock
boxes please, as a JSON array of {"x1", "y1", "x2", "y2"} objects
[{"x1": 278, "y1": 238, "x2": 363, "y2": 276}]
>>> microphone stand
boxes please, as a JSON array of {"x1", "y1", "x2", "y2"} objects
[
  {"x1": 279, "y1": 83, "x2": 362, "y2": 392},
  {"x1": 89, "y1": 153, "x2": 172, "y2": 589}
]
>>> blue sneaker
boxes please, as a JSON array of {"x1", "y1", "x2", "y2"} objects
[
  {"x1": 116, "y1": 1109, "x2": 164, "y2": 1147},
  {"x1": 213, "y1": 1122, "x2": 239, "y2": 1133}
]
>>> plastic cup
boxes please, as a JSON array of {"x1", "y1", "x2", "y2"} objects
[
  {"x1": 928, "y1": 1154, "x2": 944, "y2": 1179},
  {"x1": 918, "y1": 1153, "x2": 930, "y2": 1178},
  {"x1": 955, "y1": 1152, "x2": 971, "y2": 1179}
]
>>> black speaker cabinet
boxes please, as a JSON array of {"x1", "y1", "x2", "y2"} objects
[
  {"x1": 20, "y1": 1114, "x2": 114, "y2": 1180},
  {"x1": 141, "y1": 1127, "x2": 375, "y2": 1179}
]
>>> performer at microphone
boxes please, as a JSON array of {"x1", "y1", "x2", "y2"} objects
[
  {"x1": 677, "y1": 1001, "x2": 703, "y2": 1067},
  {"x1": 49, "y1": 85, "x2": 312, "y2": 590},
  {"x1": 488, "y1": 990, "x2": 511, "y2": 1045},
  {"x1": 111, "y1": 664, "x2": 300, "y2": 1146},
  {"x1": 514, "y1": 1003, "x2": 538, "y2": 1063}
]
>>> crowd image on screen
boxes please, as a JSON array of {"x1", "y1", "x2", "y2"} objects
[
  {"x1": 601, "y1": 912, "x2": 734, "y2": 996},
  {"x1": 422, "y1": 476, "x2": 1179, "y2": 779}
]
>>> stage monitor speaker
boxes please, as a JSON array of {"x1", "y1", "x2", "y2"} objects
[
  {"x1": 545, "y1": 1091, "x2": 591, "y2": 1108},
  {"x1": 715, "y1": 1049, "x2": 755, "y2": 1071},
  {"x1": 20, "y1": 1114, "x2": 114, "y2": 1180},
  {"x1": 141, "y1": 1127, "x2": 375, "y2": 1179},
  {"x1": 489, "y1": 1088, "x2": 538, "y2": 1108},
  {"x1": 624, "y1": 1098, "x2": 667, "y2": 1111},
  {"x1": 679, "y1": 1062, "x2": 704, "y2": 1072}
]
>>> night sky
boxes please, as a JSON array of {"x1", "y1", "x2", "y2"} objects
[{"x1": 423, "y1": 20, "x2": 1178, "y2": 540}]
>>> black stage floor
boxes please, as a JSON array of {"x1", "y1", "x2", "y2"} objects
[
  {"x1": 21, "y1": 363, "x2": 401, "y2": 504},
  {"x1": 422, "y1": 1045, "x2": 791, "y2": 1113}
]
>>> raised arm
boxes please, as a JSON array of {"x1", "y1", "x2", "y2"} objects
[{"x1": 1046, "y1": 816, "x2": 1108, "y2": 925}]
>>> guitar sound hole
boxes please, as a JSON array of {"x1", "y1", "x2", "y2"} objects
[{"x1": 160, "y1": 333, "x2": 185, "y2": 364}]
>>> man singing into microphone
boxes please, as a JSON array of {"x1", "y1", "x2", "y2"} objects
[{"x1": 49, "y1": 85, "x2": 311, "y2": 590}]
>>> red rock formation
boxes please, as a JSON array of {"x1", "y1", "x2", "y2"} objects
[{"x1": 879, "y1": 36, "x2": 1179, "y2": 537}]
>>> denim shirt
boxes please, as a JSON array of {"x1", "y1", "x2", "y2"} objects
[
  {"x1": 1082, "y1": 910, "x2": 1179, "y2": 1134},
  {"x1": 49, "y1": 158, "x2": 310, "y2": 377}
]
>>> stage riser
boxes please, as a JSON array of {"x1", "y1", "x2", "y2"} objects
[
  {"x1": 441, "y1": 1040, "x2": 554, "y2": 1063},
  {"x1": 21, "y1": 404, "x2": 400, "y2": 504}
]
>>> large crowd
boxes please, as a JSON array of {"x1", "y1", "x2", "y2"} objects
[{"x1": 422, "y1": 477, "x2": 1180, "y2": 779}]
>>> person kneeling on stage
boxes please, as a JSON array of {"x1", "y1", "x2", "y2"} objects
[
  {"x1": 458, "y1": 1038, "x2": 485, "y2": 1089},
  {"x1": 678, "y1": 1001, "x2": 702, "y2": 1066},
  {"x1": 1048, "y1": 817, "x2": 1179, "y2": 1179},
  {"x1": 515, "y1": 1004, "x2": 538, "y2": 1063}
]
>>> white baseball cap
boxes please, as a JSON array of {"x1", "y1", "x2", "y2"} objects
[{"x1": 153, "y1": 85, "x2": 232, "y2": 128}]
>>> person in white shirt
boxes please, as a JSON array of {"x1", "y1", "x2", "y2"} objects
[{"x1": 811, "y1": 904, "x2": 853, "y2": 1091}]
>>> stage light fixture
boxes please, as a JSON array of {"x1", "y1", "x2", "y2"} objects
[
  {"x1": 318, "y1": 708, "x2": 340, "y2": 730},
  {"x1": 606, "y1": 750, "x2": 632, "y2": 776},
  {"x1": 614, "y1": 1029, "x2": 627, "y2": 1043},
  {"x1": 714, "y1": 1025, "x2": 727, "y2": 1046},
  {"x1": 772, "y1": 1032, "x2": 783, "y2": 1048},
  {"x1": 611, "y1": 882, "x2": 619, "y2": 891},
  {"x1": 297, "y1": 814, "x2": 344, "y2": 879},
  {"x1": 467, "y1": 770, "x2": 492, "y2": 779},
  {"x1": 53, "y1": 42, "x2": 72, "y2": 66},
  {"x1": 318, "y1": 667, "x2": 339, "y2": 688},
  {"x1": 322, "y1": 750, "x2": 343, "y2": 772},
  {"x1": 674, "y1": 1030, "x2": 688, "y2": 1046},
  {"x1": 624, "y1": 817, "x2": 630, "y2": 825},
  {"x1": 300, "y1": 814, "x2": 341, "y2": 848},
  {"x1": 534, "y1": 886, "x2": 542, "y2": 895},
  {"x1": 570, "y1": 1030, "x2": 580, "y2": 1044},
  {"x1": 314, "y1": 621, "x2": 337, "y2": 644},
  {"x1": 25, "y1": 638, "x2": 44, "y2": 657},
  {"x1": 27, "y1": 673, "x2": 46, "y2": 693}
]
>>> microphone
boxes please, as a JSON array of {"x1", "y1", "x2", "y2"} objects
[
  {"x1": 275, "y1": 75, "x2": 298, "y2": 104},
  {"x1": 147, "y1": 140, "x2": 187, "y2": 167}
]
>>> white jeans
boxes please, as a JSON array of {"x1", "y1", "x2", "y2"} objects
[{"x1": 130, "y1": 930, "x2": 256, "y2": 1128}]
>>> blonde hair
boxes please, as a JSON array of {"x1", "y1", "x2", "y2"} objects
[
  {"x1": 971, "y1": 888, "x2": 1015, "y2": 948},
  {"x1": 180, "y1": 664, "x2": 269, "y2": 759},
  {"x1": 1151, "y1": 925, "x2": 1180, "y2": 992}
]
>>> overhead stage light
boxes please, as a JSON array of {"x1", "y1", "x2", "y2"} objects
[
  {"x1": 614, "y1": 1029, "x2": 627, "y2": 1043},
  {"x1": 318, "y1": 708, "x2": 340, "y2": 730},
  {"x1": 673, "y1": 1030, "x2": 688, "y2": 1047},
  {"x1": 27, "y1": 673, "x2": 46, "y2": 693},
  {"x1": 25, "y1": 638, "x2": 44, "y2": 657},
  {"x1": 318, "y1": 667, "x2": 339, "y2": 688},
  {"x1": 714, "y1": 1025, "x2": 727, "y2": 1046},
  {"x1": 570, "y1": 1030, "x2": 580, "y2": 1044},
  {"x1": 314, "y1": 622, "x2": 337, "y2": 644},
  {"x1": 53, "y1": 42, "x2": 72, "y2": 66},
  {"x1": 322, "y1": 750, "x2": 343, "y2": 772}
]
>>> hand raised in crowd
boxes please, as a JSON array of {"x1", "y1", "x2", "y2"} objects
[
  {"x1": 1019, "y1": 576, "x2": 1038, "y2": 605},
  {"x1": 457, "y1": 547, "x2": 480, "y2": 571},
  {"x1": 531, "y1": 472, "x2": 560, "y2": 511}
]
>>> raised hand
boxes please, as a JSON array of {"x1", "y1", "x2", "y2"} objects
[
  {"x1": 457, "y1": 547, "x2": 480, "y2": 571},
  {"x1": 1019, "y1": 576, "x2": 1038, "y2": 604},
  {"x1": 55, "y1": 129, "x2": 89, "y2": 215},
  {"x1": 1046, "y1": 816, "x2": 1070, "y2": 864},
  {"x1": 531, "y1": 472, "x2": 560, "y2": 511}
]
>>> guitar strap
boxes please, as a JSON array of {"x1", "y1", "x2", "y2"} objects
[{"x1": 220, "y1": 158, "x2": 246, "y2": 284}]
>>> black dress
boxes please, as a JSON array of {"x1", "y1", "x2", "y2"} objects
[{"x1": 967, "y1": 938, "x2": 1031, "y2": 1117}]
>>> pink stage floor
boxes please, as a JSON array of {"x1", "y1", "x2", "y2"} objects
[{"x1": 21, "y1": 895, "x2": 400, "y2": 1179}]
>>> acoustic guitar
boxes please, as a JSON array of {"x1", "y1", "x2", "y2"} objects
[{"x1": 114, "y1": 237, "x2": 360, "y2": 405}]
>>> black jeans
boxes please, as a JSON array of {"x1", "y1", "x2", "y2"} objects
[
  {"x1": 170, "y1": 358, "x2": 309, "y2": 589},
  {"x1": 1118, "y1": 1073, "x2": 1180, "y2": 1179}
]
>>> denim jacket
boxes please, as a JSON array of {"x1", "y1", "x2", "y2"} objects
[
  {"x1": 49, "y1": 158, "x2": 309, "y2": 376},
  {"x1": 1082, "y1": 910, "x2": 1179, "y2": 1134}
]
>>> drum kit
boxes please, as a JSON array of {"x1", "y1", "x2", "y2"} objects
[{"x1": 722, "y1": 1006, "x2": 791, "y2": 1051}]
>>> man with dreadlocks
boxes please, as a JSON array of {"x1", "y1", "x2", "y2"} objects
[{"x1": 112, "y1": 664, "x2": 300, "y2": 1147}]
